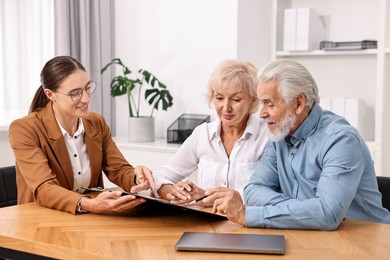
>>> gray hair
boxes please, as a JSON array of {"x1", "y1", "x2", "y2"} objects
[
  {"x1": 207, "y1": 59, "x2": 259, "y2": 113},
  {"x1": 257, "y1": 59, "x2": 319, "y2": 109}
]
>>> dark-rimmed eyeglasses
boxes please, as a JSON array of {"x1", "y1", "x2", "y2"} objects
[{"x1": 55, "y1": 81, "x2": 97, "y2": 102}]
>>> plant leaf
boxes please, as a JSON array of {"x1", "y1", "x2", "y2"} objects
[
  {"x1": 145, "y1": 88, "x2": 173, "y2": 111},
  {"x1": 111, "y1": 76, "x2": 129, "y2": 96}
]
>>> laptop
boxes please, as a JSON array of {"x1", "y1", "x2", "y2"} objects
[{"x1": 175, "y1": 232, "x2": 285, "y2": 255}]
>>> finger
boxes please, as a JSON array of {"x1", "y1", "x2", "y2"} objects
[
  {"x1": 212, "y1": 201, "x2": 218, "y2": 214},
  {"x1": 171, "y1": 185, "x2": 191, "y2": 200},
  {"x1": 194, "y1": 200, "x2": 211, "y2": 207},
  {"x1": 211, "y1": 199, "x2": 226, "y2": 215},
  {"x1": 99, "y1": 191, "x2": 123, "y2": 199},
  {"x1": 130, "y1": 182, "x2": 149, "y2": 193},
  {"x1": 212, "y1": 197, "x2": 226, "y2": 214},
  {"x1": 202, "y1": 193, "x2": 216, "y2": 204},
  {"x1": 195, "y1": 196, "x2": 213, "y2": 207},
  {"x1": 205, "y1": 188, "x2": 231, "y2": 200},
  {"x1": 144, "y1": 171, "x2": 156, "y2": 191},
  {"x1": 166, "y1": 193, "x2": 176, "y2": 201},
  {"x1": 116, "y1": 198, "x2": 146, "y2": 212},
  {"x1": 205, "y1": 186, "x2": 228, "y2": 195},
  {"x1": 134, "y1": 166, "x2": 147, "y2": 182},
  {"x1": 135, "y1": 167, "x2": 156, "y2": 191},
  {"x1": 134, "y1": 168, "x2": 143, "y2": 181},
  {"x1": 181, "y1": 182, "x2": 192, "y2": 192},
  {"x1": 116, "y1": 193, "x2": 136, "y2": 202}
]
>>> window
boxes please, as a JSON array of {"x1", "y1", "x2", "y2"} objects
[{"x1": 0, "y1": 0, "x2": 54, "y2": 126}]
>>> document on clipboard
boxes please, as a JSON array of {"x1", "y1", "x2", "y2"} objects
[{"x1": 121, "y1": 190, "x2": 227, "y2": 219}]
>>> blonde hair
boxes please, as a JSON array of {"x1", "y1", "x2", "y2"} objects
[{"x1": 206, "y1": 59, "x2": 259, "y2": 113}]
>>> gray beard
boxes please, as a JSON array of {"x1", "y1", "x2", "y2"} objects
[{"x1": 267, "y1": 109, "x2": 297, "y2": 142}]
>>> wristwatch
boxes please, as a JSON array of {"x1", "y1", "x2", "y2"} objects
[{"x1": 76, "y1": 197, "x2": 88, "y2": 213}]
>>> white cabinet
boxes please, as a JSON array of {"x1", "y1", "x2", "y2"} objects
[
  {"x1": 270, "y1": 0, "x2": 390, "y2": 176},
  {"x1": 114, "y1": 138, "x2": 181, "y2": 172}
]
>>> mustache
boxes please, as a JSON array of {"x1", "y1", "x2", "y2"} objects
[{"x1": 260, "y1": 118, "x2": 276, "y2": 124}]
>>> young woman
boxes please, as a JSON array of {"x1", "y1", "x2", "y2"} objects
[{"x1": 8, "y1": 56, "x2": 155, "y2": 214}]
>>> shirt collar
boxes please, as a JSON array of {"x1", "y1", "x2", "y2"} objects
[
  {"x1": 55, "y1": 116, "x2": 85, "y2": 138},
  {"x1": 287, "y1": 105, "x2": 322, "y2": 146},
  {"x1": 209, "y1": 113, "x2": 258, "y2": 141}
]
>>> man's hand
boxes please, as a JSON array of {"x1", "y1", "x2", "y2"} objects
[{"x1": 203, "y1": 187, "x2": 246, "y2": 225}]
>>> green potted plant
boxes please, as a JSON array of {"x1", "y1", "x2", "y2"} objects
[{"x1": 101, "y1": 58, "x2": 173, "y2": 142}]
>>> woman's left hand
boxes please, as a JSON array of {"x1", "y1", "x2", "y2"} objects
[
  {"x1": 170, "y1": 180, "x2": 208, "y2": 205},
  {"x1": 80, "y1": 191, "x2": 146, "y2": 214}
]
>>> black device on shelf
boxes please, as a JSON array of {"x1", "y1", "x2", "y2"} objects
[
  {"x1": 320, "y1": 40, "x2": 377, "y2": 51},
  {"x1": 167, "y1": 114, "x2": 210, "y2": 144}
]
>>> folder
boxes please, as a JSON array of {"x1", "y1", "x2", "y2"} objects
[
  {"x1": 283, "y1": 8, "x2": 297, "y2": 51},
  {"x1": 344, "y1": 98, "x2": 374, "y2": 141},
  {"x1": 331, "y1": 97, "x2": 345, "y2": 117},
  {"x1": 320, "y1": 98, "x2": 332, "y2": 111},
  {"x1": 295, "y1": 8, "x2": 325, "y2": 51}
]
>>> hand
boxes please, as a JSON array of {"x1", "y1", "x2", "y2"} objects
[
  {"x1": 158, "y1": 180, "x2": 206, "y2": 204},
  {"x1": 130, "y1": 165, "x2": 156, "y2": 194},
  {"x1": 80, "y1": 191, "x2": 146, "y2": 214},
  {"x1": 203, "y1": 187, "x2": 246, "y2": 225}
]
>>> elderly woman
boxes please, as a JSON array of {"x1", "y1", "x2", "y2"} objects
[{"x1": 153, "y1": 59, "x2": 268, "y2": 206}]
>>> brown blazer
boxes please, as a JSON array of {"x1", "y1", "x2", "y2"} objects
[{"x1": 8, "y1": 102, "x2": 136, "y2": 214}]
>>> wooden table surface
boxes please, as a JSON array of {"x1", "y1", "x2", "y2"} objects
[{"x1": 1, "y1": 200, "x2": 390, "y2": 259}]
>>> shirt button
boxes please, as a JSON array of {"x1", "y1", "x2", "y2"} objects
[
  {"x1": 74, "y1": 136, "x2": 78, "y2": 139},
  {"x1": 74, "y1": 154, "x2": 77, "y2": 157},
  {"x1": 78, "y1": 172, "x2": 81, "y2": 175},
  {"x1": 76, "y1": 189, "x2": 79, "y2": 192}
]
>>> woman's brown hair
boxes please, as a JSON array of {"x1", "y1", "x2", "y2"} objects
[{"x1": 29, "y1": 56, "x2": 86, "y2": 114}]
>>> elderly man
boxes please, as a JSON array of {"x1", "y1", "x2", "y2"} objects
[{"x1": 202, "y1": 59, "x2": 390, "y2": 230}]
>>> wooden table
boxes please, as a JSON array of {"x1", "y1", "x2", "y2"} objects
[{"x1": 1, "y1": 201, "x2": 390, "y2": 260}]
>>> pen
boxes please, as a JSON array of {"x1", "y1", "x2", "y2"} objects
[
  {"x1": 195, "y1": 195, "x2": 208, "y2": 202},
  {"x1": 189, "y1": 195, "x2": 208, "y2": 205}
]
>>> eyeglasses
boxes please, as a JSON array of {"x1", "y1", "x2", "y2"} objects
[{"x1": 55, "y1": 81, "x2": 97, "y2": 102}]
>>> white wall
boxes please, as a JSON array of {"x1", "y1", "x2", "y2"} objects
[
  {"x1": 113, "y1": 0, "x2": 271, "y2": 138},
  {"x1": 0, "y1": 128, "x2": 14, "y2": 167},
  {"x1": 0, "y1": 0, "x2": 271, "y2": 167}
]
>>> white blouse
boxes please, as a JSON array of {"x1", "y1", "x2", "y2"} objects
[
  {"x1": 153, "y1": 114, "x2": 269, "y2": 198},
  {"x1": 56, "y1": 118, "x2": 91, "y2": 193}
]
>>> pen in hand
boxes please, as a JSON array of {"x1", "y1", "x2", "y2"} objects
[{"x1": 189, "y1": 195, "x2": 208, "y2": 205}]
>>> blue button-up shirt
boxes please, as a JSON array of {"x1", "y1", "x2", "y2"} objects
[{"x1": 244, "y1": 105, "x2": 390, "y2": 230}]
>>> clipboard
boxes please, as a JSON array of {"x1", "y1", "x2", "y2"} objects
[{"x1": 121, "y1": 190, "x2": 226, "y2": 219}]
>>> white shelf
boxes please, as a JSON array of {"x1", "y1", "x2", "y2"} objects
[
  {"x1": 272, "y1": 0, "x2": 390, "y2": 176},
  {"x1": 276, "y1": 49, "x2": 378, "y2": 57}
]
